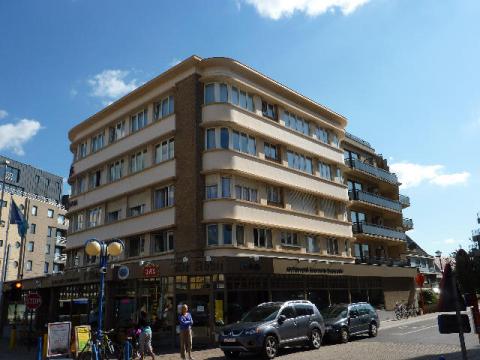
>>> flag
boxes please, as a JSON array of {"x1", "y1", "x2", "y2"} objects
[{"x1": 9, "y1": 200, "x2": 28, "y2": 238}]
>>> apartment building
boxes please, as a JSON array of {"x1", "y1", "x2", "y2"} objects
[
  {"x1": 0, "y1": 157, "x2": 68, "y2": 281},
  {"x1": 405, "y1": 236, "x2": 441, "y2": 291},
  {"x1": 14, "y1": 56, "x2": 415, "y2": 344}
]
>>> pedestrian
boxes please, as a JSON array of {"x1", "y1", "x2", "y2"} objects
[
  {"x1": 178, "y1": 304, "x2": 194, "y2": 360},
  {"x1": 138, "y1": 311, "x2": 155, "y2": 360}
]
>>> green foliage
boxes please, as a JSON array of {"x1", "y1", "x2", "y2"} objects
[
  {"x1": 455, "y1": 248, "x2": 480, "y2": 294},
  {"x1": 421, "y1": 289, "x2": 438, "y2": 305}
]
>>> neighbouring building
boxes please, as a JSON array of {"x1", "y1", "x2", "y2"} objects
[
  {"x1": 8, "y1": 56, "x2": 416, "y2": 345},
  {"x1": 405, "y1": 236, "x2": 441, "y2": 292}
]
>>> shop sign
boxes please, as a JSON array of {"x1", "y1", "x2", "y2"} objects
[
  {"x1": 47, "y1": 321, "x2": 72, "y2": 358},
  {"x1": 144, "y1": 265, "x2": 158, "y2": 278},
  {"x1": 118, "y1": 265, "x2": 130, "y2": 280},
  {"x1": 25, "y1": 292, "x2": 42, "y2": 310},
  {"x1": 75, "y1": 325, "x2": 91, "y2": 356},
  {"x1": 285, "y1": 266, "x2": 343, "y2": 275}
]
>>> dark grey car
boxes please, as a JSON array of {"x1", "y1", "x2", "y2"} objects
[
  {"x1": 218, "y1": 300, "x2": 325, "y2": 359},
  {"x1": 323, "y1": 302, "x2": 379, "y2": 343}
]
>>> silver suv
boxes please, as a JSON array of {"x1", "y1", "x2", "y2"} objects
[{"x1": 219, "y1": 300, "x2": 325, "y2": 359}]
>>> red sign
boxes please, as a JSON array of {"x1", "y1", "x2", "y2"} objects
[
  {"x1": 415, "y1": 273, "x2": 425, "y2": 287},
  {"x1": 25, "y1": 292, "x2": 42, "y2": 310},
  {"x1": 143, "y1": 265, "x2": 158, "y2": 278}
]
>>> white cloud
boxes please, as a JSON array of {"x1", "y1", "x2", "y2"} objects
[
  {"x1": 242, "y1": 0, "x2": 370, "y2": 20},
  {"x1": 0, "y1": 119, "x2": 42, "y2": 155},
  {"x1": 444, "y1": 238, "x2": 456, "y2": 245},
  {"x1": 390, "y1": 162, "x2": 470, "y2": 189},
  {"x1": 0, "y1": 109, "x2": 8, "y2": 119},
  {"x1": 88, "y1": 69, "x2": 139, "y2": 101}
]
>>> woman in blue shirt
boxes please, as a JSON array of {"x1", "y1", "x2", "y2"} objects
[
  {"x1": 178, "y1": 304, "x2": 194, "y2": 360},
  {"x1": 138, "y1": 311, "x2": 155, "y2": 360}
]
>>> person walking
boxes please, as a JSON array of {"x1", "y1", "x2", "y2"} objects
[
  {"x1": 138, "y1": 311, "x2": 155, "y2": 360},
  {"x1": 178, "y1": 304, "x2": 194, "y2": 360}
]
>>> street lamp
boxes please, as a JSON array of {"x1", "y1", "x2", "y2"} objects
[{"x1": 84, "y1": 238, "x2": 124, "y2": 344}]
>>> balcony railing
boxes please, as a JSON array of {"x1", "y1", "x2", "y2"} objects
[
  {"x1": 399, "y1": 194, "x2": 410, "y2": 208},
  {"x1": 344, "y1": 158, "x2": 398, "y2": 184},
  {"x1": 349, "y1": 190, "x2": 402, "y2": 213},
  {"x1": 345, "y1": 132, "x2": 374, "y2": 149},
  {"x1": 352, "y1": 222, "x2": 406, "y2": 241},
  {"x1": 55, "y1": 236, "x2": 67, "y2": 247},
  {"x1": 403, "y1": 218, "x2": 414, "y2": 230},
  {"x1": 54, "y1": 254, "x2": 67, "y2": 263},
  {"x1": 354, "y1": 256, "x2": 410, "y2": 267}
]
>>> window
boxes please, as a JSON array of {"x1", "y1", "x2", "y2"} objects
[
  {"x1": 207, "y1": 224, "x2": 219, "y2": 245},
  {"x1": 77, "y1": 142, "x2": 87, "y2": 159},
  {"x1": 220, "y1": 128, "x2": 229, "y2": 149},
  {"x1": 232, "y1": 131, "x2": 256, "y2": 155},
  {"x1": 236, "y1": 225, "x2": 244, "y2": 246},
  {"x1": 231, "y1": 86, "x2": 239, "y2": 105},
  {"x1": 267, "y1": 185, "x2": 282, "y2": 205},
  {"x1": 152, "y1": 231, "x2": 174, "y2": 253},
  {"x1": 88, "y1": 170, "x2": 102, "y2": 189},
  {"x1": 287, "y1": 151, "x2": 312, "y2": 174},
  {"x1": 280, "y1": 306, "x2": 295, "y2": 319},
  {"x1": 154, "y1": 95, "x2": 174, "y2": 119},
  {"x1": 30, "y1": 223, "x2": 36, "y2": 234},
  {"x1": 27, "y1": 241, "x2": 34, "y2": 252},
  {"x1": 264, "y1": 143, "x2": 279, "y2": 162},
  {"x1": 253, "y1": 228, "x2": 273, "y2": 248},
  {"x1": 76, "y1": 176, "x2": 86, "y2": 195},
  {"x1": 31, "y1": 205, "x2": 37, "y2": 216},
  {"x1": 91, "y1": 132, "x2": 105, "y2": 153},
  {"x1": 206, "y1": 128, "x2": 216, "y2": 149},
  {"x1": 351, "y1": 211, "x2": 366, "y2": 224},
  {"x1": 47, "y1": 209, "x2": 54, "y2": 218},
  {"x1": 87, "y1": 207, "x2": 102, "y2": 228},
  {"x1": 0, "y1": 240, "x2": 3, "y2": 247},
  {"x1": 206, "y1": 184, "x2": 218, "y2": 199},
  {"x1": 128, "y1": 204, "x2": 145, "y2": 217},
  {"x1": 131, "y1": 109, "x2": 148, "y2": 132},
  {"x1": 45, "y1": 244, "x2": 51, "y2": 254},
  {"x1": 47, "y1": 226, "x2": 53, "y2": 237},
  {"x1": 221, "y1": 177, "x2": 231, "y2": 198},
  {"x1": 108, "y1": 160, "x2": 124, "y2": 182},
  {"x1": 306, "y1": 235, "x2": 320, "y2": 253},
  {"x1": 319, "y1": 162, "x2": 332, "y2": 180},
  {"x1": 344, "y1": 150, "x2": 359, "y2": 161},
  {"x1": 155, "y1": 138, "x2": 175, "y2": 163},
  {"x1": 220, "y1": 83, "x2": 228, "y2": 102},
  {"x1": 44, "y1": 262, "x2": 49, "y2": 273},
  {"x1": 282, "y1": 111, "x2": 309, "y2": 135},
  {"x1": 107, "y1": 210, "x2": 121, "y2": 223},
  {"x1": 223, "y1": 224, "x2": 233, "y2": 245},
  {"x1": 234, "y1": 185, "x2": 257, "y2": 202},
  {"x1": 295, "y1": 305, "x2": 314, "y2": 316},
  {"x1": 344, "y1": 240, "x2": 350, "y2": 256},
  {"x1": 281, "y1": 231, "x2": 298, "y2": 246},
  {"x1": 347, "y1": 180, "x2": 363, "y2": 193},
  {"x1": 127, "y1": 236, "x2": 144, "y2": 257},
  {"x1": 109, "y1": 121, "x2": 126, "y2": 143},
  {"x1": 331, "y1": 133, "x2": 339, "y2": 147},
  {"x1": 327, "y1": 238, "x2": 339, "y2": 255},
  {"x1": 154, "y1": 185, "x2": 175, "y2": 208},
  {"x1": 57, "y1": 215, "x2": 65, "y2": 225},
  {"x1": 205, "y1": 84, "x2": 215, "y2": 104},
  {"x1": 262, "y1": 101, "x2": 277, "y2": 120},
  {"x1": 74, "y1": 213, "x2": 85, "y2": 231},
  {"x1": 26, "y1": 260, "x2": 32, "y2": 271},
  {"x1": 35, "y1": 174, "x2": 40, "y2": 184},
  {"x1": 130, "y1": 150, "x2": 147, "y2": 173},
  {"x1": 314, "y1": 127, "x2": 329, "y2": 144}
]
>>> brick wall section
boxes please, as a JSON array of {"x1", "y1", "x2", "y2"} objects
[{"x1": 173, "y1": 73, "x2": 205, "y2": 258}]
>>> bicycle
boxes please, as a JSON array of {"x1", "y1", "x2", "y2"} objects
[
  {"x1": 77, "y1": 329, "x2": 119, "y2": 360},
  {"x1": 394, "y1": 302, "x2": 408, "y2": 320}
]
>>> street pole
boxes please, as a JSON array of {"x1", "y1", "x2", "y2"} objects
[
  {"x1": 0, "y1": 160, "x2": 11, "y2": 336},
  {"x1": 97, "y1": 244, "x2": 107, "y2": 343},
  {"x1": 455, "y1": 278, "x2": 468, "y2": 360}
]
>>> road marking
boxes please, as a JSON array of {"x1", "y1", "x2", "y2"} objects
[{"x1": 391, "y1": 324, "x2": 438, "y2": 336}]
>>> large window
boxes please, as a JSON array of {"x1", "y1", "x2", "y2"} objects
[
  {"x1": 232, "y1": 131, "x2": 256, "y2": 155},
  {"x1": 108, "y1": 160, "x2": 124, "y2": 182},
  {"x1": 154, "y1": 185, "x2": 175, "y2": 209},
  {"x1": 223, "y1": 224, "x2": 232, "y2": 245},
  {"x1": 131, "y1": 109, "x2": 148, "y2": 133},
  {"x1": 287, "y1": 151, "x2": 313, "y2": 174},
  {"x1": 319, "y1": 162, "x2": 332, "y2": 180},
  {"x1": 282, "y1": 110, "x2": 309, "y2": 135},
  {"x1": 206, "y1": 184, "x2": 218, "y2": 199},
  {"x1": 207, "y1": 224, "x2": 218, "y2": 245},
  {"x1": 127, "y1": 236, "x2": 144, "y2": 257},
  {"x1": 221, "y1": 177, "x2": 231, "y2": 198},
  {"x1": 128, "y1": 204, "x2": 145, "y2": 217},
  {"x1": 327, "y1": 238, "x2": 339, "y2": 255},
  {"x1": 87, "y1": 207, "x2": 102, "y2": 228},
  {"x1": 107, "y1": 210, "x2": 121, "y2": 223},
  {"x1": 313, "y1": 127, "x2": 329, "y2": 144},
  {"x1": 264, "y1": 142, "x2": 280, "y2": 162},
  {"x1": 267, "y1": 185, "x2": 282, "y2": 205},
  {"x1": 77, "y1": 142, "x2": 87, "y2": 159},
  {"x1": 154, "y1": 95, "x2": 174, "y2": 120},
  {"x1": 262, "y1": 100, "x2": 277, "y2": 120},
  {"x1": 109, "y1": 121, "x2": 126, "y2": 143},
  {"x1": 207, "y1": 224, "x2": 234, "y2": 246},
  {"x1": 88, "y1": 170, "x2": 102, "y2": 189},
  {"x1": 306, "y1": 235, "x2": 320, "y2": 253},
  {"x1": 130, "y1": 150, "x2": 147, "y2": 173},
  {"x1": 351, "y1": 211, "x2": 366, "y2": 224},
  {"x1": 220, "y1": 128, "x2": 229, "y2": 149},
  {"x1": 205, "y1": 83, "x2": 254, "y2": 112},
  {"x1": 206, "y1": 128, "x2": 216, "y2": 149},
  {"x1": 236, "y1": 225, "x2": 245, "y2": 246},
  {"x1": 234, "y1": 185, "x2": 257, "y2": 202},
  {"x1": 205, "y1": 84, "x2": 215, "y2": 104},
  {"x1": 155, "y1": 138, "x2": 175, "y2": 163},
  {"x1": 253, "y1": 228, "x2": 273, "y2": 248},
  {"x1": 91, "y1": 132, "x2": 104, "y2": 153},
  {"x1": 281, "y1": 231, "x2": 298, "y2": 246},
  {"x1": 152, "y1": 231, "x2": 174, "y2": 253}
]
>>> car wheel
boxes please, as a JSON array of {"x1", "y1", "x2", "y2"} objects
[
  {"x1": 309, "y1": 328, "x2": 322, "y2": 349},
  {"x1": 263, "y1": 335, "x2": 279, "y2": 359},
  {"x1": 340, "y1": 328, "x2": 349, "y2": 344},
  {"x1": 369, "y1": 323, "x2": 378, "y2": 338},
  {"x1": 224, "y1": 350, "x2": 240, "y2": 358}
]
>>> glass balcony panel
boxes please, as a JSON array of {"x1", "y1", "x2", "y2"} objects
[
  {"x1": 350, "y1": 190, "x2": 402, "y2": 212},
  {"x1": 345, "y1": 158, "x2": 398, "y2": 184},
  {"x1": 352, "y1": 222, "x2": 406, "y2": 241}
]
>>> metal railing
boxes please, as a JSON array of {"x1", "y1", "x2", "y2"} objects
[
  {"x1": 55, "y1": 236, "x2": 67, "y2": 247},
  {"x1": 403, "y1": 218, "x2": 414, "y2": 230},
  {"x1": 54, "y1": 254, "x2": 67, "y2": 263},
  {"x1": 344, "y1": 158, "x2": 398, "y2": 184},
  {"x1": 399, "y1": 194, "x2": 410, "y2": 208},
  {"x1": 345, "y1": 132, "x2": 374, "y2": 149},
  {"x1": 0, "y1": 183, "x2": 65, "y2": 210},
  {"x1": 352, "y1": 222, "x2": 406, "y2": 241},
  {"x1": 349, "y1": 190, "x2": 402, "y2": 212},
  {"x1": 354, "y1": 256, "x2": 410, "y2": 267}
]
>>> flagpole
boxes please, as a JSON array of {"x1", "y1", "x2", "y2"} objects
[{"x1": 0, "y1": 194, "x2": 13, "y2": 335}]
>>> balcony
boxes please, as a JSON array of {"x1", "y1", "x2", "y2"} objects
[
  {"x1": 54, "y1": 254, "x2": 67, "y2": 264},
  {"x1": 345, "y1": 158, "x2": 398, "y2": 185},
  {"x1": 55, "y1": 236, "x2": 67, "y2": 247},
  {"x1": 472, "y1": 229, "x2": 480, "y2": 244},
  {"x1": 355, "y1": 256, "x2": 410, "y2": 267},
  {"x1": 403, "y1": 218, "x2": 414, "y2": 231},
  {"x1": 345, "y1": 132, "x2": 374, "y2": 150},
  {"x1": 349, "y1": 190, "x2": 402, "y2": 213},
  {"x1": 399, "y1": 194, "x2": 410, "y2": 208},
  {"x1": 352, "y1": 222, "x2": 406, "y2": 241}
]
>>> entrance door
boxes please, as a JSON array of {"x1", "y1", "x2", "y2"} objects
[{"x1": 189, "y1": 293, "x2": 211, "y2": 344}]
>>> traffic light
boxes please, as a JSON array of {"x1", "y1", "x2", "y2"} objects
[{"x1": 8, "y1": 282, "x2": 22, "y2": 302}]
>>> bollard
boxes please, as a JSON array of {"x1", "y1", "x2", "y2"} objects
[
  {"x1": 9, "y1": 327, "x2": 16, "y2": 349},
  {"x1": 37, "y1": 336, "x2": 43, "y2": 360},
  {"x1": 124, "y1": 340, "x2": 132, "y2": 360},
  {"x1": 43, "y1": 333, "x2": 48, "y2": 359}
]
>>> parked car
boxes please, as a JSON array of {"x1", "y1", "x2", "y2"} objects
[
  {"x1": 218, "y1": 300, "x2": 325, "y2": 359},
  {"x1": 322, "y1": 302, "x2": 379, "y2": 343}
]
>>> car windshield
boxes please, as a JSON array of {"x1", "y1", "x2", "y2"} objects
[
  {"x1": 321, "y1": 305, "x2": 348, "y2": 319},
  {"x1": 241, "y1": 304, "x2": 281, "y2": 322}
]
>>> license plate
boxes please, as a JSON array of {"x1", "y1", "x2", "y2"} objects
[{"x1": 223, "y1": 338, "x2": 236, "y2": 343}]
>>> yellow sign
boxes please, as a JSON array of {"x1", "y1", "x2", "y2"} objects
[
  {"x1": 75, "y1": 325, "x2": 91, "y2": 356},
  {"x1": 215, "y1": 300, "x2": 224, "y2": 322}
]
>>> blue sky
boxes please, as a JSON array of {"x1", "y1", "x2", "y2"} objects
[{"x1": 0, "y1": 0, "x2": 479, "y2": 255}]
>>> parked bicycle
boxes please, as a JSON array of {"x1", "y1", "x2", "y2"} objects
[
  {"x1": 394, "y1": 302, "x2": 408, "y2": 320},
  {"x1": 77, "y1": 329, "x2": 119, "y2": 360}
]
